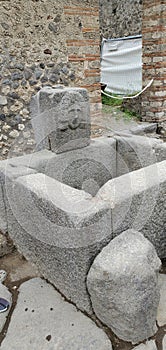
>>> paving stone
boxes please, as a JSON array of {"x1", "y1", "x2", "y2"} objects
[
  {"x1": 87, "y1": 230, "x2": 161, "y2": 344},
  {"x1": 157, "y1": 273, "x2": 166, "y2": 326},
  {"x1": 132, "y1": 340, "x2": 157, "y2": 350},
  {"x1": 1, "y1": 278, "x2": 112, "y2": 350},
  {"x1": 0, "y1": 283, "x2": 12, "y2": 333},
  {"x1": 97, "y1": 160, "x2": 166, "y2": 259},
  {"x1": 163, "y1": 335, "x2": 166, "y2": 350}
]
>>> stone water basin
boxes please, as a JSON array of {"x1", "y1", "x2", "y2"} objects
[
  {"x1": 0, "y1": 134, "x2": 165, "y2": 314},
  {"x1": 0, "y1": 86, "x2": 165, "y2": 315}
]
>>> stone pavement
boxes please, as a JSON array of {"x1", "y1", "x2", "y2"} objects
[
  {"x1": 0, "y1": 251, "x2": 165, "y2": 350},
  {"x1": 0, "y1": 278, "x2": 112, "y2": 350}
]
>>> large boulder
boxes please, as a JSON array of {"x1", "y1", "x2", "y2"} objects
[{"x1": 87, "y1": 229, "x2": 161, "y2": 344}]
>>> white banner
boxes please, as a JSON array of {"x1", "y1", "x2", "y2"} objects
[{"x1": 101, "y1": 36, "x2": 142, "y2": 95}]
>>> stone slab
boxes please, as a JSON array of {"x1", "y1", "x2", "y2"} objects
[
  {"x1": 157, "y1": 273, "x2": 166, "y2": 326},
  {"x1": 7, "y1": 172, "x2": 112, "y2": 313},
  {"x1": 132, "y1": 340, "x2": 157, "y2": 350},
  {"x1": 114, "y1": 135, "x2": 162, "y2": 177},
  {"x1": 0, "y1": 283, "x2": 12, "y2": 333},
  {"x1": 130, "y1": 123, "x2": 157, "y2": 135},
  {"x1": 0, "y1": 150, "x2": 55, "y2": 173},
  {"x1": 87, "y1": 229, "x2": 161, "y2": 344},
  {"x1": 30, "y1": 86, "x2": 91, "y2": 153},
  {"x1": 1, "y1": 278, "x2": 112, "y2": 350},
  {"x1": 97, "y1": 161, "x2": 166, "y2": 259}
]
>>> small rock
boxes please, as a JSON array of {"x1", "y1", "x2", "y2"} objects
[
  {"x1": 0, "y1": 114, "x2": 6, "y2": 121},
  {"x1": 132, "y1": 340, "x2": 157, "y2": 350},
  {"x1": 8, "y1": 92, "x2": 19, "y2": 99},
  {"x1": 48, "y1": 22, "x2": 58, "y2": 33},
  {"x1": 2, "y1": 124, "x2": 11, "y2": 132},
  {"x1": 39, "y1": 63, "x2": 45, "y2": 69},
  {"x1": 12, "y1": 82, "x2": 19, "y2": 89},
  {"x1": 2, "y1": 79, "x2": 11, "y2": 85},
  {"x1": 49, "y1": 74, "x2": 59, "y2": 83},
  {"x1": 34, "y1": 69, "x2": 43, "y2": 80},
  {"x1": 2, "y1": 148, "x2": 9, "y2": 156},
  {"x1": 1, "y1": 86, "x2": 11, "y2": 95},
  {"x1": 157, "y1": 274, "x2": 166, "y2": 326},
  {"x1": 21, "y1": 108, "x2": 29, "y2": 116},
  {"x1": 14, "y1": 63, "x2": 24, "y2": 71},
  {"x1": 21, "y1": 80, "x2": 27, "y2": 87},
  {"x1": 61, "y1": 66, "x2": 69, "y2": 75},
  {"x1": 18, "y1": 124, "x2": 25, "y2": 131},
  {"x1": 69, "y1": 73, "x2": 76, "y2": 81},
  {"x1": 54, "y1": 14, "x2": 61, "y2": 23},
  {"x1": 44, "y1": 48, "x2": 52, "y2": 55},
  {"x1": 40, "y1": 75, "x2": 48, "y2": 83},
  {"x1": 23, "y1": 131, "x2": 31, "y2": 139},
  {"x1": 29, "y1": 79, "x2": 37, "y2": 86},
  {"x1": 0, "y1": 95, "x2": 7, "y2": 106},
  {"x1": 1, "y1": 23, "x2": 9, "y2": 30},
  {"x1": 47, "y1": 62, "x2": 54, "y2": 67},
  {"x1": 9, "y1": 130, "x2": 19, "y2": 138},
  {"x1": 24, "y1": 68, "x2": 32, "y2": 80},
  {"x1": 11, "y1": 72, "x2": 24, "y2": 81}
]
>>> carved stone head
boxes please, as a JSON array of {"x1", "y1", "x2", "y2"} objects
[{"x1": 31, "y1": 87, "x2": 91, "y2": 153}]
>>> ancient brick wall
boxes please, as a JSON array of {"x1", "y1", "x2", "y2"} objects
[
  {"x1": 99, "y1": 0, "x2": 142, "y2": 39},
  {"x1": 142, "y1": 0, "x2": 166, "y2": 122},
  {"x1": 0, "y1": 0, "x2": 101, "y2": 159}
]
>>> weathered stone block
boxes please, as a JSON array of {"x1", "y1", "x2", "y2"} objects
[
  {"x1": 0, "y1": 160, "x2": 37, "y2": 234},
  {"x1": 87, "y1": 229, "x2": 161, "y2": 344},
  {"x1": 115, "y1": 135, "x2": 162, "y2": 177},
  {"x1": 97, "y1": 161, "x2": 166, "y2": 258},
  {"x1": 7, "y1": 173, "x2": 112, "y2": 313},
  {"x1": 30, "y1": 87, "x2": 91, "y2": 153}
]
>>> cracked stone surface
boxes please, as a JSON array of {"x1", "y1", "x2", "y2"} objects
[
  {"x1": 0, "y1": 283, "x2": 12, "y2": 333},
  {"x1": 1, "y1": 278, "x2": 112, "y2": 350},
  {"x1": 132, "y1": 340, "x2": 157, "y2": 350},
  {"x1": 157, "y1": 273, "x2": 166, "y2": 327}
]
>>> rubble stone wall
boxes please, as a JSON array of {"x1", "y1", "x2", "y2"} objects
[
  {"x1": 0, "y1": 0, "x2": 101, "y2": 159},
  {"x1": 99, "y1": 0, "x2": 142, "y2": 39},
  {"x1": 142, "y1": 0, "x2": 166, "y2": 122}
]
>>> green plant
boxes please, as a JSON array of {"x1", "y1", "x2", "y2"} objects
[
  {"x1": 122, "y1": 108, "x2": 141, "y2": 121},
  {"x1": 102, "y1": 93, "x2": 123, "y2": 107}
]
